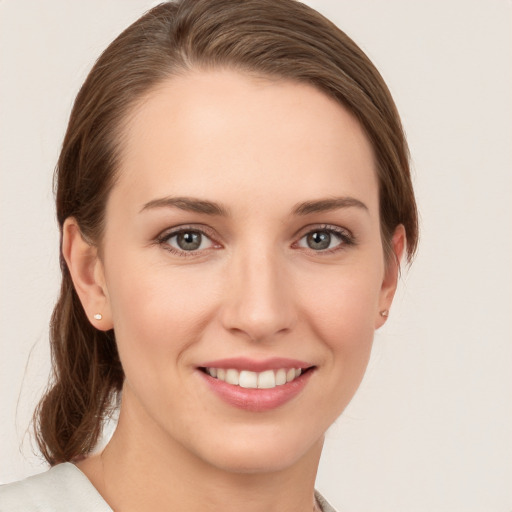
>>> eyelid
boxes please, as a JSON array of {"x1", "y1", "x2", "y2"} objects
[
  {"x1": 156, "y1": 224, "x2": 218, "y2": 241},
  {"x1": 154, "y1": 223, "x2": 354, "y2": 257},
  {"x1": 292, "y1": 224, "x2": 355, "y2": 252},
  {"x1": 155, "y1": 224, "x2": 222, "y2": 256}
]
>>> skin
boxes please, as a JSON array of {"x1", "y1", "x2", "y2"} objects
[{"x1": 64, "y1": 69, "x2": 404, "y2": 512}]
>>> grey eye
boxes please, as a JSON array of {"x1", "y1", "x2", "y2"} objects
[
  {"x1": 298, "y1": 229, "x2": 344, "y2": 251},
  {"x1": 176, "y1": 231, "x2": 202, "y2": 250},
  {"x1": 307, "y1": 231, "x2": 331, "y2": 250},
  {"x1": 167, "y1": 230, "x2": 213, "y2": 252}
]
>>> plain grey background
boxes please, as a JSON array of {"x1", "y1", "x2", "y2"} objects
[{"x1": 1, "y1": 1, "x2": 511, "y2": 510}]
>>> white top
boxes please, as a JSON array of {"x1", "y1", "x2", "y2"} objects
[{"x1": 0, "y1": 463, "x2": 338, "y2": 511}]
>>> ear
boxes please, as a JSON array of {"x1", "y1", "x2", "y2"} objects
[
  {"x1": 62, "y1": 217, "x2": 113, "y2": 331},
  {"x1": 375, "y1": 224, "x2": 406, "y2": 329}
]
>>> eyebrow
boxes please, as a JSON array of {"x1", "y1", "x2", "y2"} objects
[
  {"x1": 140, "y1": 195, "x2": 368, "y2": 217},
  {"x1": 292, "y1": 197, "x2": 368, "y2": 215},
  {"x1": 140, "y1": 196, "x2": 229, "y2": 216}
]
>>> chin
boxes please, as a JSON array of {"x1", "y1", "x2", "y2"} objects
[
  {"x1": 185, "y1": 424, "x2": 324, "y2": 475},
  {"x1": 202, "y1": 449, "x2": 310, "y2": 475}
]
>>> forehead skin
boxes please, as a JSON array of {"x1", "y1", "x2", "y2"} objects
[{"x1": 107, "y1": 69, "x2": 379, "y2": 235}]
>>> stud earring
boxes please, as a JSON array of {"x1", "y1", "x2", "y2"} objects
[
  {"x1": 380, "y1": 310, "x2": 389, "y2": 318},
  {"x1": 93, "y1": 313, "x2": 103, "y2": 320}
]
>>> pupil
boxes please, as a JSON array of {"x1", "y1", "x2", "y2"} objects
[
  {"x1": 307, "y1": 231, "x2": 330, "y2": 250},
  {"x1": 177, "y1": 231, "x2": 201, "y2": 250}
]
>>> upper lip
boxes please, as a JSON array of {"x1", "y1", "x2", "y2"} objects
[{"x1": 198, "y1": 357, "x2": 313, "y2": 372}]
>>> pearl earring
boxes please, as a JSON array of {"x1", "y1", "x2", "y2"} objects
[
  {"x1": 380, "y1": 310, "x2": 389, "y2": 317},
  {"x1": 93, "y1": 313, "x2": 103, "y2": 320}
]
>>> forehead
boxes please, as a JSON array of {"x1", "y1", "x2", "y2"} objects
[{"x1": 112, "y1": 69, "x2": 378, "y2": 216}]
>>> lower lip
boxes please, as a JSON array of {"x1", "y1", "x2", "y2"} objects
[{"x1": 198, "y1": 369, "x2": 313, "y2": 412}]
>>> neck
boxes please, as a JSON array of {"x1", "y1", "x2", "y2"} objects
[{"x1": 81, "y1": 395, "x2": 324, "y2": 512}]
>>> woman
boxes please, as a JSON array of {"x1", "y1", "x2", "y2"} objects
[{"x1": 0, "y1": 0, "x2": 417, "y2": 510}]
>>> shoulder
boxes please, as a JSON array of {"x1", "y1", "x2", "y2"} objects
[
  {"x1": 0, "y1": 463, "x2": 112, "y2": 512},
  {"x1": 1, "y1": 465, "x2": 336, "y2": 512},
  {"x1": 315, "y1": 490, "x2": 339, "y2": 512}
]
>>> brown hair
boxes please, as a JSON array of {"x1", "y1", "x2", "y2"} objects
[{"x1": 34, "y1": 0, "x2": 418, "y2": 464}]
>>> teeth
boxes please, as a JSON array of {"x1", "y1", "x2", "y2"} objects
[
  {"x1": 225, "y1": 369, "x2": 239, "y2": 386},
  {"x1": 275, "y1": 368, "x2": 287, "y2": 386},
  {"x1": 205, "y1": 367, "x2": 305, "y2": 389},
  {"x1": 239, "y1": 370, "x2": 258, "y2": 388},
  {"x1": 257, "y1": 370, "x2": 275, "y2": 389}
]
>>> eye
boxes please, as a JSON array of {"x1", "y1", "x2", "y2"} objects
[
  {"x1": 296, "y1": 227, "x2": 353, "y2": 252},
  {"x1": 159, "y1": 228, "x2": 215, "y2": 254}
]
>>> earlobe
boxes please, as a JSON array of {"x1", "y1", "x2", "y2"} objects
[
  {"x1": 62, "y1": 218, "x2": 113, "y2": 331},
  {"x1": 375, "y1": 224, "x2": 406, "y2": 329}
]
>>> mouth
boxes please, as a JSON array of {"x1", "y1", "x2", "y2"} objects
[
  {"x1": 197, "y1": 359, "x2": 316, "y2": 412},
  {"x1": 199, "y1": 366, "x2": 312, "y2": 389}
]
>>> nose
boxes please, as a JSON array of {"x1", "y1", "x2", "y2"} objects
[{"x1": 219, "y1": 247, "x2": 297, "y2": 343}]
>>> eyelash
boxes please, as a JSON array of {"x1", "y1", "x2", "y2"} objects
[
  {"x1": 155, "y1": 225, "x2": 219, "y2": 258},
  {"x1": 155, "y1": 224, "x2": 355, "y2": 258},
  {"x1": 294, "y1": 224, "x2": 355, "y2": 254}
]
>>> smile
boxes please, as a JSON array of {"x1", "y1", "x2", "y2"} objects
[
  {"x1": 197, "y1": 358, "x2": 315, "y2": 411},
  {"x1": 203, "y1": 367, "x2": 303, "y2": 389}
]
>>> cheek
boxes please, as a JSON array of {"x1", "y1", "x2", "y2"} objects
[
  {"x1": 105, "y1": 256, "x2": 220, "y2": 378},
  {"x1": 297, "y1": 263, "x2": 382, "y2": 397},
  {"x1": 299, "y1": 262, "x2": 382, "y2": 340}
]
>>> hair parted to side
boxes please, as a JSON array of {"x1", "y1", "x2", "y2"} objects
[{"x1": 34, "y1": 0, "x2": 418, "y2": 465}]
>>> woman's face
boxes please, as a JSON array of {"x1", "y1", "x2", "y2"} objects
[{"x1": 91, "y1": 70, "x2": 401, "y2": 473}]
